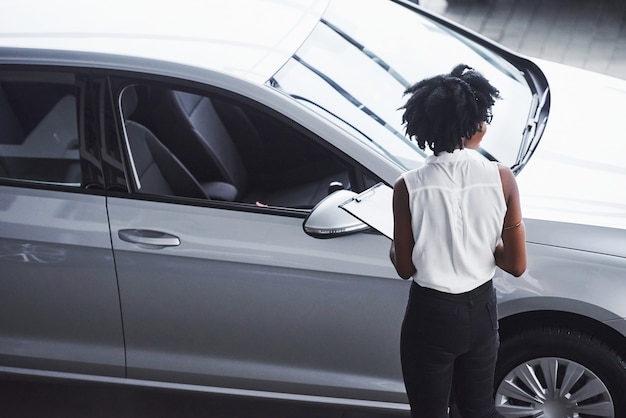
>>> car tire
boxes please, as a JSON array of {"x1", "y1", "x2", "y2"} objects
[{"x1": 495, "y1": 327, "x2": 626, "y2": 417}]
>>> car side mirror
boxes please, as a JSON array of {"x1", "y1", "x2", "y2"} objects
[{"x1": 303, "y1": 190, "x2": 370, "y2": 238}]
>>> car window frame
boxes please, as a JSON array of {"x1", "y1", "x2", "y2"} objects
[
  {"x1": 0, "y1": 66, "x2": 106, "y2": 193},
  {"x1": 105, "y1": 74, "x2": 382, "y2": 217}
]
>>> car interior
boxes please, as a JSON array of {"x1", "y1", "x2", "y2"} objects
[
  {"x1": 121, "y1": 84, "x2": 356, "y2": 209},
  {"x1": 0, "y1": 79, "x2": 369, "y2": 210},
  {"x1": 0, "y1": 82, "x2": 81, "y2": 185}
]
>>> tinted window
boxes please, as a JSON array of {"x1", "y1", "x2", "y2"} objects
[
  {"x1": 119, "y1": 84, "x2": 374, "y2": 209},
  {"x1": 0, "y1": 80, "x2": 81, "y2": 186}
]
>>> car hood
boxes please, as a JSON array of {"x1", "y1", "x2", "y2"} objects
[{"x1": 516, "y1": 59, "x2": 626, "y2": 232}]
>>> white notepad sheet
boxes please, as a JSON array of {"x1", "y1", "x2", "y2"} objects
[{"x1": 339, "y1": 182, "x2": 394, "y2": 240}]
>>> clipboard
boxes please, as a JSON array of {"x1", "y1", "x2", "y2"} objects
[{"x1": 339, "y1": 182, "x2": 394, "y2": 239}]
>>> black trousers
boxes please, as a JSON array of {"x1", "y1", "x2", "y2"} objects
[{"x1": 400, "y1": 280, "x2": 503, "y2": 418}]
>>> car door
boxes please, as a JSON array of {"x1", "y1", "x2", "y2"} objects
[
  {"x1": 0, "y1": 72, "x2": 125, "y2": 377},
  {"x1": 106, "y1": 80, "x2": 409, "y2": 404}
]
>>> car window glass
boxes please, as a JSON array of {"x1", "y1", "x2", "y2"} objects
[
  {"x1": 0, "y1": 80, "x2": 81, "y2": 186},
  {"x1": 271, "y1": 0, "x2": 533, "y2": 170},
  {"x1": 119, "y1": 84, "x2": 373, "y2": 210}
]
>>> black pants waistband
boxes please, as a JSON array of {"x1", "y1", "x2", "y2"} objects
[{"x1": 411, "y1": 279, "x2": 494, "y2": 303}]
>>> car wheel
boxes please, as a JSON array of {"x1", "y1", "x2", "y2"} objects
[{"x1": 495, "y1": 327, "x2": 626, "y2": 418}]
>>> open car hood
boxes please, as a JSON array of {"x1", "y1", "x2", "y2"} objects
[{"x1": 516, "y1": 59, "x2": 626, "y2": 231}]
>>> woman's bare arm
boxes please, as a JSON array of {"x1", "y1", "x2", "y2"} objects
[
  {"x1": 495, "y1": 165, "x2": 527, "y2": 276},
  {"x1": 390, "y1": 177, "x2": 417, "y2": 279}
]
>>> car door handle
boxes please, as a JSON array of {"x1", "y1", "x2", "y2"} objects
[{"x1": 118, "y1": 229, "x2": 181, "y2": 248}]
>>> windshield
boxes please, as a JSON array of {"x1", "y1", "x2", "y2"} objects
[{"x1": 268, "y1": 0, "x2": 534, "y2": 170}]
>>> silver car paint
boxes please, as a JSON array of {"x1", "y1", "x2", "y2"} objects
[
  {"x1": 107, "y1": 197, "x2": 407, "y2": 402},
  {"x1": 496, "y1": 240, "x2": 626, "y2": 321},
  {"x1": 516, "y1": 59, "x2": 626, "y2": 231},
  {"x1": 0, "y1": 186, "x2": 125, "y2": 376},
  {"x1": 0, "y1": 0, "x2": 329, "y2": 84}
]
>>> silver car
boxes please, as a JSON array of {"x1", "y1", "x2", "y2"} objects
[{"x1": 1, "y1": 0, "x2": 625, "y2": 416}]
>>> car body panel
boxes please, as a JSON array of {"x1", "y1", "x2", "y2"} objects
[
  {"x1": 516, "y1": 59, "x2": 626, "y2": 231},
  {"x1": 107, "y1": 196, "x2": 407, "y2": 402},
  {"x1": 0, "y1": 186, "x2": 124, "y2": 376},
  {"x1": 0, "y1": 0, "x2": 330, "y2": 84},
  {"x1": 495, "y1": 240, "x2": 626, "y2": 322}
]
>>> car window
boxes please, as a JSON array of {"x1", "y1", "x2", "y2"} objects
[
  {"x1": 118, "y1": 84, "x2": 378, "y2": 209},
  {"x1": 271, "y1": 0, "x2": 534, "y2": 170},
  {"x1": 0, "y1": 79, "x2": 81, "y2": 186}
]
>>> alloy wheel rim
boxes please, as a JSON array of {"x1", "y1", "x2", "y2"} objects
[{"x1": 495, "y1": 357, "x2": 614, "y2": 418}]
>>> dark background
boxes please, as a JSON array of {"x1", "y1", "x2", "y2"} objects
[{"x1": 420, "y1": 0, "x2": 626, "y2": 80}]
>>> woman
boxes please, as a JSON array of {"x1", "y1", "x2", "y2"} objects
[{"x1": 389, "y1": 64, "x2": 527, "y2": 418}]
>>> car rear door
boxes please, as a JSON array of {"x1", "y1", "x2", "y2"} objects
[{"x1": 0, "y1": 71, "x2": 125, "y2": 377}]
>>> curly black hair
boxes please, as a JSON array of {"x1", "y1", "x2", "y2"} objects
[{"x1": 400, "y1": 64, "x2": 500, "y2": 155}]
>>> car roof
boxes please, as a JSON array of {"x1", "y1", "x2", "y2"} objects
[{"x1": 0, "y1": 0, "x2": 329, "y2": 83}]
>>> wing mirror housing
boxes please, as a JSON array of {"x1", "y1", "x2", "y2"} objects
[{"x1": 303, "y1": 190, "x2": 370, "y2": 238}]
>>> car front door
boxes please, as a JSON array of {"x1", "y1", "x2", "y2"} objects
[{"x1": 106, "y1": 81, "x2": 409, "y2": 404}]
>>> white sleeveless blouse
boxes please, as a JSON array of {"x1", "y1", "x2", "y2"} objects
[{"x1": 401, "y1": 149, "x2": 506, "y2": 294}]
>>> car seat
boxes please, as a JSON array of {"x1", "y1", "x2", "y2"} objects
[
  {"x1": 122, "y1": 87, "x2": 233, "y2": 200},
  {"x1": 149, "y1": 88, "x2": 351, "y2": 208}
]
